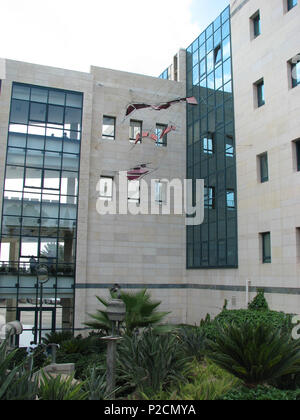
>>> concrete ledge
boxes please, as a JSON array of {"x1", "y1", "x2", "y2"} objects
[{"x1": 42, "y1": 363, "x2": 75, "y2": 376}]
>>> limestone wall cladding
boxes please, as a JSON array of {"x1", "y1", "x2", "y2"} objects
[
  {"x1": 230, "y1": 0, "x2": 300, "y2": 313},
  {"x1": 80, "y1": 66, "x2": 188, "y2": 327}
]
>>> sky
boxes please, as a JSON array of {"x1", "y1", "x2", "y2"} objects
[{"x1": 0, "y1": 0, "x2": 229, "y2": 77}]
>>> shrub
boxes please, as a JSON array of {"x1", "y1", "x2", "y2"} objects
[
  {"x1": 85, "y1": 289, "x2": 170, "y2": 336},
  {"x1": 0, "y1": 340, "x2": 38, "y2": 401},
  {"x1": 37, "y1": 371, "x2": 88, "y2": 400},
  {"x1": 118, "y1": 329, "x2": 190, "y2": 395},
  {"x1": 177, "y1": 326, "x2": 207, "y2": 362},
  {"x1": 248, "y1": 289, "x2": 269, "y2": 311},
  {"x1": 207, "y1": 322, "x2": 300, "y2": 388},
  {"x1": 176, "y1": 359, "x2": 239, "y2": 400},
  {"x1": 202, "y1": 308, "x2": 293, "y2": 341},
  {"x1": 221, "y1": 385, "x2": 300, "y2": 400},
  {"x1": 42, "y1": 331, "x2": 74, "y2": 346}
]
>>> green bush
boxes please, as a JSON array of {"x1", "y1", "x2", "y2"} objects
[
  {"x1": 202, "y1": 308, "x2": 293, "y2": 341},
  {"x1": 0, "y1": 341, "x2": 38, "y2": 401},
  {"x1": 207, "y1": 322, "x2": 300, "y2": 388},
  {"x1": 85, "y1": 289, "x2": 170, "y2": 336},
  {"x1": 118, "y1": 329, "x2": 190, "y2": 396},
  {"x1": 176, "y1": 359, "x2": 239, "y2": 400},
  {"x1": 37, "y1": 371, "x2": 88, "y2": 400},
  {"x1": 177, "y1": 326, "x2": 207, "y2": 362},
  {"x1": 248, "y1": 289, "x2": 269, "y2": 311},
  {"x1": 221, "y1": 385, "x2": 300, "y2": 400}
]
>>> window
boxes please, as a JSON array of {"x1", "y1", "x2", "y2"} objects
[
  {"x1": 102, "y1": 116, "x2": 116, "y2": 140},
  {"x1": 251, "y1": 11, "x2": 261, "y2": 38},
  {"x1": 291, "y1": 58, "x2": 300, "y2": 88},
  {"x1": 214, "y1": 45, "x2": 222, "y2": 66},
  {"x1": 99, "y1": 177, "x2": 113, "y2": 201},
  {"x1": 287, "y1": 0, "x2": 298, "y2": 11},
  {"x1": 155, "y1": 181, "x2": 167, "y2": 204},
  {"x1": 129, "y1": 120, "x2": 142, "y2": 143},
  {"x1": 255, "y1": 79, "x2": 265, "y2": 107},
  {"x1": 128, "y1": 180, "x2": 140, "y2": 203},
  {"x1": 295, "y1": 140, "x2": 300, "y2": 171},
  {"x1": 261, "y1": 232, "x2": 271, "y2": 263},
  {"x1": 204, "y1": 186, "x2": 215, "y2": 209},
  {"x1": 297, "y1": 228, "x2": 300, "y2": 263},
  {"x1": 226, "y1": 189, "x2": 235, "y2": 209},
  {"x1": 155, "y1": 124, "x2": 168, "y2": 147},
  {"x1": 203, "y1": 133, "x2": 214, "y2": 154},
  {"x1": 225, "y1": 135, "x2": 234, "y2": 157},
  {"x1": 259, "y1": 152, "x2": 269, "y2": 183}
]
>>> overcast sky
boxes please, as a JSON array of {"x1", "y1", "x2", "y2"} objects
[{"x1": 0, "y1": 0, "x2": 229, "y2": 77}]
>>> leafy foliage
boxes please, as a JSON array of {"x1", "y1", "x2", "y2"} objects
[
  {"x1": 201, "y1": 308, "x2": 293, "y2": 341},
  {"x1": 248, "y1": 289, "x2": 269, "y2": 311},
  {"x1": 207, "y1": 322, "x2": 300, "y2": 387},
  {"x1": 0, "y1": 341, "x2": 38, "y2": 400},
  {"x1": 118, "y1": 329, "x2": 190, "y2": 395},
  {"x1": 175, "y1": 359, "x2": 239, "y2": 400},
  {"x1": 221, "y1": 385, "x2": 300, "y2": 400},
  {"x1": 132, "y1": 359, "x2": 239, "y2": 401},
  {"x1": 85, "y1": 289, "x2": 170, "y2": 336},
  {"x1": 42, "y1": 331, "x2": 74, "y2": 346},
  {"x1": 177, "y1": 326, "x2": 207, "y2": 362},
  {"x1": 37, "y1": 371, "x2": 88, "y2": 400}
]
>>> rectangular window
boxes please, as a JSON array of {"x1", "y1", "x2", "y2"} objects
[
  {"x1": 261, "y1": 232, "x2": 271, "y2": 263},
  {"x1": 288, "y1": 0, "x2": 298, "y2": 11},
  {"x1": 214, "y1": 45, "x2": 222, "y2": 66},
  {"x1": 99, "y1": 177, "x2": 113, "y2": 201},
  {"x1": 155, "y1": 181, "x2": 167, "y2": 204},
  {"x1": 225, "y1": 135, "x2": 234, "y2": 157},
  {"x1": 255, "y1": 79, "x2": 265, "y2": 108},
  {"x1": 155, "y1": 124, "x2": 168, "y2": 147},
  {"x1": 203, "y1": 133, "x2": 214, "y2": 154},
  {"x1": 259, "y1": 152, "x2": 269, "y2": 183},
  {"x1": 128, "y1": 180, "x2": 140, "y2": 203},
  {"x1": 296, "y1": 228, "x2": 300, "y2": 263},
  {"x1": 129, "y1": 120, "x2": 142, "y2": 143},
  {"x1": 251, "y1": 11, "x2": 261, "y2": 38},
  {"x1": 102, "y1": 116, "x2": 116, "y2": 140},
  {"x1": 204, "y1": 186, "x2": 215, "y2": 209},
  {"x1": 226, "y1": 189, "x2": 235, "y2": 209},
  {"x1": 291, "y1": 59, "x2": 300, "y2": 88},
  {"x1": 294, "y1": 140, "x2": 300, "y2": 171}
]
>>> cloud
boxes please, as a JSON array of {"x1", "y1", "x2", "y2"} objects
[{"x1": 0, "y1": 0, "x2": 201, "y2": 76}]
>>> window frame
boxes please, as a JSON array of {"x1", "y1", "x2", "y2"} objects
[
  {"x1": 287, "y1": 0, "x2": 298, "y2": 11},
  {"x1": 129, "y1": 120, "x2": 142, "y2": 144},
  {"x1": 261, "y1": 232, "x2": 271, "y2": 264},
  {"x1": 102, "y1": 116, "x2": 116, "y2": 141},
  {"x1": 259, "y1": 152, "x2": 269, "y2": 183},
  {"x1": 251, "y1": 11, "x2": 261, "y2": 39},
  {"x1": 128, "y1": 179, "x2": 140, "y2": 203},
  {"x1": 155, "y1": 124, "x2": 168, "y2": 147},
  {"x1": 99, "y1": 176, "x2": 114, "y2": 201},
  {"x1": 204, "y1": 186, "x2": 215, "y2": 209},
  {"x1": 291, "y1": 59, "x2": 300, "y2": 88},
  {"x1": 254, "y1": 79, "x2": 265, "y2": 108}
]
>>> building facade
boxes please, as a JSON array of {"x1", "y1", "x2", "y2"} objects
[{"x1": 0, "y1": 0, "x2": 299, "y2": 344}]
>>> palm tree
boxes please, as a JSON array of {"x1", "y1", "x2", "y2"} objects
[
  {"x1": 207, "y1": 322, "x2": 300, "y2": 388},
  {"x1": 85, "y1": 289, "x2": 170, "y2": 336}
]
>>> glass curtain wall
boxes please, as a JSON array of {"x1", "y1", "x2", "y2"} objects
[
  {"x1": 186, "y1": 6, "x2": 238, "y2": 268},
  {"x1": 0, "y1": 83, "x2": 83, "y2": 344}
]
